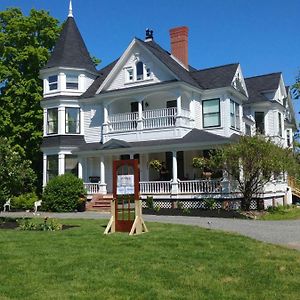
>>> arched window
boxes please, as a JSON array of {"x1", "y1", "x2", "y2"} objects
[{"x1": 136, "y1": 61, "x2": 144, "y2": 81}]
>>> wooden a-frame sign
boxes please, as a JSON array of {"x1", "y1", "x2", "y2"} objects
[{"x1": 104, "y1": 159, "x2": 148, "y2": 235}]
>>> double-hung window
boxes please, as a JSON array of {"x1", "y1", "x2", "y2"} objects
[
  {"x1": 230, "y1": 100, "x2": 240, "y2": 130},
  {"x1": 202, "y1": 99, "x2": 221, "y2": 128},
  {"x1": 278, "y1": 112, "x2": 282, "y2": 137},
  {"x1": 65, "y1": 107, "x2": 80, "y2": 134},
  {"x1": 66, "y1": 74, "x2": 78, "y2": 89},
  {"x1": 65, "y1": 155, "x2": 78, "y2": 176},
  {"x1": 48, "y1": 75, "x2": 58, "y2": 91},
  {"x1": 47, "y1": 108, "x2": 58, "y2": 134},
  {"x1": 126, "y1": 68, "x2": 134, "y2": 82},
  {"x1": 255, "y1": 112, "x2": 265, "y2": 134},
  {"x1": 47, "y1": 155, "x2": 58, "y2": 182}
]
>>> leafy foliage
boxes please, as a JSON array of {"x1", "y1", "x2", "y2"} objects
[
  {"x1": 0, "y1": 137, "x2": 36, "y2": 208},
  {"x1": 42, "y1": 173, "x2": 86, "y2": 212},
  {"x1": 17, "y1": 217, "x2": 62, "y2": 231},
  {"x1": 0, "y1": 8, "x2": 61, "y2": 186},
  {"x1": 11, "y1": 192, "x2": 38, "y2": 210},
  {"x1": 211, "y1": 136, "x2": 298, "y2": 210}
]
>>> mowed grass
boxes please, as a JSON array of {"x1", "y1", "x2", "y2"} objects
[
  {"x1": 0, "y1": 219, "x2": 299, "y2": 300},
  {"x1": 260, "y1": 206, "x2": 300, "y2": 220}
]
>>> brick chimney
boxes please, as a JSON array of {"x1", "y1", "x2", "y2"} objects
[{"x1": 169, "y1": 26, "x2": 189, "y2": 68}]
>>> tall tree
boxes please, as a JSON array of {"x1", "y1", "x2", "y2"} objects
[
  {"x1": 211, "y1": 136, "x2": 298, "y2": 210},
  {"x1": 0, "y1": 8, "x2": 61, "y2": 181}
]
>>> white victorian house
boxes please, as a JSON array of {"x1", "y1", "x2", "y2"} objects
[{"x1": 40, "y1": 3, "x2": 297, "y2": 209}]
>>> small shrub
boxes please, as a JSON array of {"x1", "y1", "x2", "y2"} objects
[
  {"x1": 43, "y1": 174, "x2": 86, "y2": 212},
  {"x1": 17, "y1": 217, "x2": 62, "y2": 231},
  {"x1": 177, "y1": 201, "x2": 184, "y2": 210},
  {"x1": 146, "y1": 196, "x2": 154, "y2": 209},
  {"x1": 204, "y1": 198, "x2": 217, "y2": 210},
  {"x1": 154, "y1": 205, "x2": 161, "y2": 212},
  {"x1": 183, "y1": 207, "x2": 191, "y2": 215},
  {"x1": 12, "y1": 192, "x2": 38, "y2": 210}
]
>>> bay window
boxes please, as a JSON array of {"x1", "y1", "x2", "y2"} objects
[
  {"x1": 47, "y1": 155, "x2": 58, "y2": 182},
  {"x1": 47, "y1": 108, "x2": 58, "y2": 134},
  {"x1": 66, "y1": 74, "x2": 78, "y2": 89},
  {"x1": 48, "y1": 75, "x2": 58, "y2": 91},
  {"x1": 203, "y1": 99, "x2": 221, "y2": 128},
  {"x1": 65, "y1": 155, "x2": 78, "y2": 176},
  {"x1": 65, "y1": 107, "x2": 80, "y2": 134},
  {"x1": 230, "y1": 100, "x2": 240, "y2": 130}
]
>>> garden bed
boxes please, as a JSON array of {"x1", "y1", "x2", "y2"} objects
[
  {"x1": 142, "y1": 208, "x2": 248, "y2": 219},
  {"x1": 0, "y1": 217, "x2": 78, "y2": 230}
]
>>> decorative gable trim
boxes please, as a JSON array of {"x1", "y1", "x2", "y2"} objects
[
  {"x1": 231, "y1": 64, "x2": 249, "y2": 97},
  {"x1": 96, "y1": 39, "x2": 180, "y2": 94}
]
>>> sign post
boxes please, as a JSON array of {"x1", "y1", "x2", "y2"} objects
[{"x1": 104, "y1": 159, "x2": 148, "y2": 235}]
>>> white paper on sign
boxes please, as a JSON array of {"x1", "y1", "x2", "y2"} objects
[{"x1": 117, "y1": 175, "x2": 134, "y2": 195}]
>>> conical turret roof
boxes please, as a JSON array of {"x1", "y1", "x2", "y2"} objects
[{"x1": 44, "y1": 16, "x2": 96, "y2": 73}]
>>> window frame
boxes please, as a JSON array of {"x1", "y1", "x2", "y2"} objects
[
  {"x1": 66, "y1": 74, "x2": 79, "y2": 90},
  {"x1": 48, "y1": 75, "x2": 58, "y2": 91},
  {"x1": 254, "y1": 111, "x2": 265, "y2": 135},
  {"x1": 278, "y1": 112, "x2": 282, "y2": 137},
  {"x1": 47, "y1": 108, "x2": 58, "y2": 135},
  {"x1": 65, "y1": 155, "x2": 78, "y2": 176},
  {"x1": 202, "y1": 98, "x2": 221, "y2": 128},
  {"x1": 65, "y1": 107, "x2": 81, "y2": 134},
  {"x1": 136, "y1": 61, "x2": 144, "y2": 81},
  {"x1": 230, "y1": 100, "x2": 240, "y2": 130},
  {"x1": 46, "y1": 155, "x2": 58, "y2": 183}
]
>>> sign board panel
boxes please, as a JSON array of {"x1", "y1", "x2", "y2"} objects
[{"x1": 117, "y1": 174, "x2": 134, "y2": 195}]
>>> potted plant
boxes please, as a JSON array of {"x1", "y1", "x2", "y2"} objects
[
  {"x1": 192, "y1": 157, "x2": 212, "y2": 179},
  {"x1": 149, "y1": 159, "x2": 162, "y2": 172}
]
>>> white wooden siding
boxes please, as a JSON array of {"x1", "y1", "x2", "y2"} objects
[{"x1": 83, "y1": 104, "x2": 102, "y2": 143}]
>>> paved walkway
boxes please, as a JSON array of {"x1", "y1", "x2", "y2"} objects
[{"x1": 1, "y1": 211, "x2": 300, "y2": 250}]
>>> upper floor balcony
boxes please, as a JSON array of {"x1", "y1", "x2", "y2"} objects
[{"x1": 107, "y1": 107, "x2": 191, "y2": 133}]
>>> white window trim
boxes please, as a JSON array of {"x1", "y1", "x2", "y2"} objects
[{"x1": 230, "y1": 100, "x2": 240, "y2": 131}]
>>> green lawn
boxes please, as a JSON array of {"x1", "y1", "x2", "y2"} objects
[
  {"x1": 259, "y1": 206, "x2": 300, "y2": 220},
  {"x1": 0, "y1": 219, "x2": 299, "y2": 300}
]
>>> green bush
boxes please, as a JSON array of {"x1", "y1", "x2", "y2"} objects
[
  {"x1": 12, "y1": 193, "x2": 38, "y2": 210},
  {"x1": 43, "y1": 174, "x2": 86, "y2": 212},
  {"x1": 17, "y1": 217, "x2": 62, "y2": 231}
]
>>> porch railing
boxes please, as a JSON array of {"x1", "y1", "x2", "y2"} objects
[
  {"x1": 108, "y1": 107, "x2": 191, "y2": 132},
  {"x1": 178, "y1": 179, "x2": 222, "y2": 194},
  {"x1": 109, "y1": 112, "x2": 138, "y2": 132},
  {"x1": 142, "y1": 107, "x2": 177, "y2": 129},
  {"x1": 84, "y1": 183, "x2": 100, "y2": 194},
  {"x1": 139, "y1": 181, "x2": 171, "y2": 194}
]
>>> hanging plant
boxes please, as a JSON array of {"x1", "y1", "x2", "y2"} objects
[
  {"x1": 149, "y1": 159, "x2": 162, "y2": 172},
  {"x1": 192, "y1": 157, "x2": 207, "y2": 169}
]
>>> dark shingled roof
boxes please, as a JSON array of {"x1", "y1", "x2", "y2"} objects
[
  {"x1": 41, "y1": 135, "x2": 85, "y2": 148},
  {"x1": 81, "y1": 59, "x2": 118, "y2": 98},
  {"x1": 77, "y1": 129, "x2": 236, "y2": 152},
  {"x1": 43, "y1": 17, "x2": 96, "y2": 73},
  {"x1": 245, "y1": 72, "x2": 281, "y2": 103},
  {"x1": 138, "y1": 39, "x2": 201, "y2": 89},
  {"x1": 190, "y1": 63, "x2": 239, "y2": 89}
]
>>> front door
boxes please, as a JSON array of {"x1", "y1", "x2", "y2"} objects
[{"x1": 113, "y1": 159, "x2": 139, "y2": 232}]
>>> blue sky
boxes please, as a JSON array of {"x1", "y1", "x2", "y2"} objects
[{"x1": 1, "y1": 0, "x2": 299, "y2": 115}]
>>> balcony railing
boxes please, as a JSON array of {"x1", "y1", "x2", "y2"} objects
[
  {"x1": 178, "y1": 179, "x2": 222, "y2": 194},
  {"x1": 108, "y1": 107, "x2": 190, "y2": 133},
  {"x1": 139, "y1": 181, "x2": 171, "y2": 194}
]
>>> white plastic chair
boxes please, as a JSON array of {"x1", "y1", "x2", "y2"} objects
[
  {"x1": 3, "y1": 199, "x2": 11, "y2": 212},
  {"x1": 33, "y1": 200, "x2": 42, "y2": 214}
]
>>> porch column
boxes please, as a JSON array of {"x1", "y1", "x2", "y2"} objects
[
  {"x1": 176, "y1": 92, "x2": 183, "y2": 127},
  {"x1": 99, "y1": 155, "x2": 107, "y2": 194},
  {"x1": 78, "y1": 157, "x2": 83, "y2": 179},
  {"x1": 58, "y1": 106, "x2": 65, "y2": 134},
  {"x1": 103, "y1": 105, "x2": 109, "y2": 134},
  {"x1": 43, "y1": 154, "x2": 47, "y2": 187},
  {"x1": 58, "y1": 153, "x2": 65, "y2": 175},
  {"x1": 171, "y1": 150, "x2": 179, "y2": 194},
  {"x1": 137, "y1": 98, "x2": 144, "y2": 130}
]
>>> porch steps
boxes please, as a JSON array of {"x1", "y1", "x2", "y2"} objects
[{"x1": 86, "y1": 194, "x2": 113, "y2": 212}]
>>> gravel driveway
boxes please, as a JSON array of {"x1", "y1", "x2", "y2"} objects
[{"x1": 1, "y1": 211, "x2": 300, "y2": 250}]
